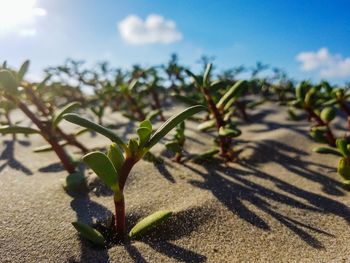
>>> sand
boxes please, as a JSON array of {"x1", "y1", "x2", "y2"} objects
[{"x1": 0, "y1": 103, "x2": 349, "y2": 263}]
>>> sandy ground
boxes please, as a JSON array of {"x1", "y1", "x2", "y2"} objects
[{"x1": 0, "y1": 103, "x2": 350, "y2": 263}]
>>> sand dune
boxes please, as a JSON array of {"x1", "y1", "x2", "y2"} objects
[{"x1": 0, "y1": 103, "x2": 349, "y2": 262}]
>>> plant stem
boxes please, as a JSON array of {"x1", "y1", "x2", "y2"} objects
[
  {"x1": 113, "y1": 157, "x2": 138, "y2": 236},
  {"x1": 56, "y1": 128, "x2": 88, "y2": 153},
  {"x1": 150, "y1": 89, "x2": 165, "y2": 121},
  {"x1": 114, "y1": 196, "x2": 126, "y2": 237},
  {"x1": 201, "y1": 87, "x2": 232, "y2": 158},
  {"x1": 5, "y1": 95, "x2": 76, "y2": 173},
  {"x1": 125, "y1": 94, "x2": 145, "y2": 121}
]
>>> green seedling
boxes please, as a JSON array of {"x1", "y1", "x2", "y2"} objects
[
  {"x1": 0, "y1": 61, "x2": 88, "y2": 175},
  {"x1": 163, "y1": 53, "x2": 186, "y2": 93},
  {"x1": 165, "y1": 121, "x2": 186, "y2": 163},
  {"x1": 313, "y1": 138, "x2": 350, "y2": 188},
  {"x1": 119, "y1": 79, "x2": 147, "y2": 121},
  {"x1": 186, "y1": 63, "x2": 246, "y2": 161},
  {"x1": 291, "y1": 81, "x2": 337, "y2": 147},
  {"x1": 63, "y1": 105, "x2": 205, "y2": 241}
]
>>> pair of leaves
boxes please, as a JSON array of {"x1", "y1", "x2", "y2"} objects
[{"x1": 72, "y1": 210, "x2": 172, "y2": 246}]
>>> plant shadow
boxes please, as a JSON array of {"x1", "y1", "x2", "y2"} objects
[
  {"x1": 0, "y1": 140, "x2": 33, "y2": 175},
  {"x1": 182, "y1": 139, "x2": 349, "y2": 249},
  {"x1": 69, "y1": 194, "x2": 208, "y2": 262}
]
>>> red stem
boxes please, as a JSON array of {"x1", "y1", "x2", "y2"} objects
[
  {"x1": 114, "y1": 197, "x2": 126, "y2": 237},
  {"x1": 5, "y1": 95, "x2": 76, "y2": 173},
  {"x1": 201, "y1": 87, "x2": 232, "y2": 158},
  {"x1": 113, "y1": 157, "x2": 137, "y2": 236}
]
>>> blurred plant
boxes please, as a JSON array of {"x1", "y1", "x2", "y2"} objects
[
  {"x1": 291, "y1": 81, "x2": 337, "y2": 147},
  {"x1": 0, "y1": 61, "x2": 88, "y2": 175},
  {"x1": 313, "y1": 138, "x2": 350, "y2": 188},
  {"x1": 165, "y1": 121, "x2": 186, "y2": 163},
  {"x1": 63, "y1": 105, "x2": 205, "y2": 242},
  {"x1": 186, "y1": 64, "x2": 246, "y2": 161}
]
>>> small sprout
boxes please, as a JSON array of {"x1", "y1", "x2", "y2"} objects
[
  {"x1": 63, "y1": 105, "x2": 204, "y2": 241},
  {"x1": 72, "y1": 222, "x2": 105, "y2": 247},
  {"x1": 129, "y1": 210, "x2": 172, "y2": 238}
]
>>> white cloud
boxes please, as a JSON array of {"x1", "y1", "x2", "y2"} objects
[
  {"x1": 296, "y1": 47, "x2": 350, "y2": 78},
  {"x1": 0, "y1": 0, "x2": 47, "y2": 37},
  {"x1": 118, "y1": 14, "x2": 182, "y2": 44}
]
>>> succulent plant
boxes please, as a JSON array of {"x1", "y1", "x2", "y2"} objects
[{"x1": 63, "y1": 105, "x2": 205, "y2": 242}]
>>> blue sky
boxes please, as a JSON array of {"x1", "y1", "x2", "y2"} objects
[{"x1": 0, "y1": 0, "x2": 350, "y2": 83}]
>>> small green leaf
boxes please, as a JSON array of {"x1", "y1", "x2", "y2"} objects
[
  {"x1": 128, "y1": 79, "x2": 138, "y2": 91},
  {"x1": 219, "y1": 126, "x2": 241, "y2": 137},
  {"x1": 296, "y1": 84, "x2": 307, "y2": 100},
  {"x1": 146, "y1": 109, "x2": 160, "y2": 121},
  {"x1": 216, "y1": 80, "x2": 246, "y2": 109},
  {"x1": 338, "y1": 158, "x2": 350, "y2": 180},
  {"x1": 310, "y1": 127, "x2": 328, "y2": 144},
  {"x1": 137, "y1": 127, "x2": 152, "y2": 147},
  {"x1": 63, "y1": 113, "x2": 127, "y2": 150},
  {"x1": 191, "y1": 148, "x2": 219, "y2": 163},
  {"x1": 17, "y1": 60, "x2": 30, "y2": 81},
  {"x1": 36, "y1": 75, "x2": 51, "y2": 90},
  {"x1": 320, "y1": 107, "x2": 336, "y2": 123},
  {"x1": 203, "y1": 63, "x2": 212, "y2": 87},
  {"x1": 139, "y1": 119, "x2": 152, "y2": 130},
  {"x1": 0, "y1": 70, "x2": 18, "y2": 95},
  {"x1": 52, "y1": 102, "x2": 80, "y2": 128},
  {"x1": 185, "y1": 69, "x2": 201, "y2": 87},
  {"x1": 63, "y1": 172, "x2": 86, "y2": 191},
  {"x1": 197, "y1": 119, "x2": 216, "y2": 131},
  {"x1": 72, "y1": 222, "x2": 105, "y2": 247},
  {"x1": 107, "y1": 143, "x2": 125, "y2": 172},
  {"x1": 82, "y1": 151, "x2": 119, "y2": 192},
  {"x1": 34, "y1": 141, "x2": 67, "y2": 153},
  {"x1": 145, "y1": 105, "x2": 206, "y2": 149},
  {"x1": 0, "y1": 125, "x2": 41, "y2": 135},
  {"x1": 129, "y1": 210, "x2": 172, "y2": 238},
  {"x1": 128, "y1": 138, "x2": 139, "y2": 156},
  {"x1": 312, "y1": 146, "x2": 342, "y2": 157},
  {"x1": 336, "y1": 139, "x2": 350, "y2": 157}
]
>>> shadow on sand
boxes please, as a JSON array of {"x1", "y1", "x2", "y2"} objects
[
  {"x1": 0, "y1": 139, "x2": 33, "y2": 175},
  {"x1": 182, "y1": 138, "x2": 348, "y2": 249}
]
